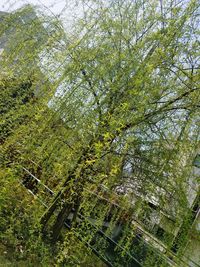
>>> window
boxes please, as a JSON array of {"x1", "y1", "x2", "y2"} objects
[
  {"x1": 153, "y1": 225, "x2": 165, "y2": 240},
  {"x1": 148, "y1": 201, "x2": 157, "y2": 210},
  {"x1": 193, "y1": 154, "x2": 200, "y2": 168}
]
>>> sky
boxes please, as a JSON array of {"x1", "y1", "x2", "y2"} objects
[
  {"x1": 0, "y1": 0, "x2": 84, "y2": 32},
  {"x1": 0, "y1": 0, "x2": 67, "y2": 15}
]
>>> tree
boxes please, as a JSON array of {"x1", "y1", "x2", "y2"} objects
[
  {"x1": 39, "y1": 0, "x2": 199, "y2": 244},
  {"x1": 1, "y1": 1, "x2": 199, "y2": 266}
]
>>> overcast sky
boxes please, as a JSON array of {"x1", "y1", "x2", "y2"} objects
[
  {"x1": 0, "y1": 0, "x2": 67, "y2": 15},
  {"x1": 0, "y1": 0, "x2": 84, "y2": 31}
]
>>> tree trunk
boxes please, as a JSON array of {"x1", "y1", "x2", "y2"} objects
[
  {"x1": 40, "y1": 131, "x2": 111, "y2": 238},
  {"x1": 40, "y1": 190, "x2": 63, "y2": 231},
  {"x1": 51, "y1": 202, "x2": 73, "y2": 241},
  {"x1": 51, "y1": 184, "x2": 84, "y2": 241},
  {"x1": 40, "y1": 144, "x2": 92, "y2": 229}
]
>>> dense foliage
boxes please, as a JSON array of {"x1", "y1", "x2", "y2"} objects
[{"x1": 0, "y1": 1, "x2": 199, "y2": 266}]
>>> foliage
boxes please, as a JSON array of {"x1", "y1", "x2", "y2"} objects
[
  {"x1": 0, "y1": 1, "x2": 199, "y2": 266},
  {"x1": 0, "y1": 167, "x2": 53, "y2": 266}
]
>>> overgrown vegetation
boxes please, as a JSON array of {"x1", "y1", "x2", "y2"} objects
[{"x1": 0, "y1": 1, "x2": 199, "y2": 266}]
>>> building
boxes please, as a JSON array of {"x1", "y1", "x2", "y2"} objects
[{"x1": 0, "y1": 5, "x2": 49, "y2": 76}]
